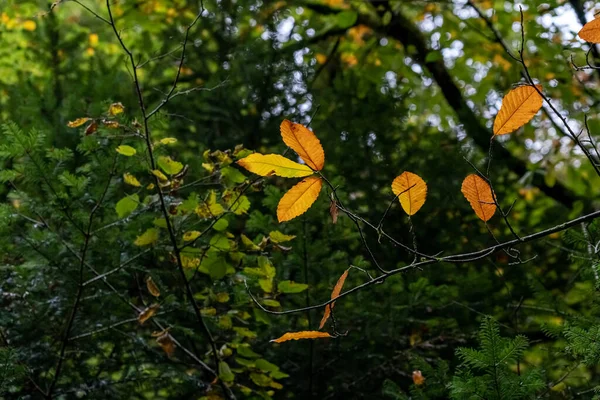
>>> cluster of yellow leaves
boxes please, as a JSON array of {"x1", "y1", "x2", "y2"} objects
[{"x1": 238, "y1": 120, "x2": 325, "y2": 222}]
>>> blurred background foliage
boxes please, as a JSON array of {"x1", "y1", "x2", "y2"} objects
[{"x1": 2, "y1": 0, "x2": 600, "y2": 398}]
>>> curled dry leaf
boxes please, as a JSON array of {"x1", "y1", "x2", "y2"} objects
[
  {"x1": 155, "y1": 331, "x2": 175, "y2": 357},
  {"x1": 67, "y1": 117, "x2": 91, "y2": 128},
  {"x1": 108, "y1": 102, "x2": 125, "y2": 116},
  {"x1": 330, "y1": 198, "x2": 338, "y2": 224},
  {"x1": 461, "y1": 174, "x2": 496, "y2": 222},
  {"x1": 146, "y1": 276, "x2": 161, "y2": 297},
  {"x1": 280, "y1": 120, "x2": 325, "y2": 171},
  {"x1": 271, "y1": 331, "x2": 332, "y2": 343},
  {"x1": 237, "y1": 153, "x2": 313, "y2": 178},
  {"x1": 391, "y1": 171, "x2": 427, "y2": 216},
  {"x1": 412, "y1": 370, "x2": 425, "y2": 386},
  {"x1": 277, "y1": 176, "x2": 322, "y2": 222},
  {"x1": 85, "y1": 121, "x2": 98, "y2": 136},
  {"x1": 138, "y1": 303, "x2": 160, "y2": 325},
  {"x1": 493, "y1": 85, "x2": 543, "y2": 135},
  {"x1": 319, "y1": 269, "x2": 349, "y2": 329},
  {"x1": 579, "y1": 17, "x2": 600, "y2": 43}
]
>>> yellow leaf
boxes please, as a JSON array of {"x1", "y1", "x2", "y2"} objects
[
  {"x1": 183, "y1": 231, "x2": 201, "y2": 242},
  {"x1": 102, "y1": 120, "x2": 120, "y2": 129},
  {"x1": 493, "y1": 85, "x2": 543, "y2": 135},
  {"x1": 579, "y1": 17, "x2": 600, "y2": 43},
  {"x1": 461, "y1": 174, "x2": 496, "y2": 222},
  {"x1": 89, "y1": 33, "x2": 99, "y2": 47},
  {"x1": 146, "y1": 276, "x2": 161, "y2": 297},
  {"x1": 116, "y1": 145, "x2": 136, "y2": 156},
  {"x1": 280, "y1": 120, "x2": 325, "y2": 171},
  {"x1": 152, "y1": 169, "x2": 168, "y2": 182},
  {"x1": 22, "y1": 20, "x2": 36, "y2": 31},
  {"x1": 108, "y1": 102, "x2": 125, "y2": 115},
  {"x1": 123, "y1": 173, "x2": 141, "y2": 187},
  {"x1": 138, "y1": 303, "x2": 159, "y2": 324},
  {"x1": 134, "y1": 228, "x2": 160, "y2": 246},
  {"x1": 237, "y1": 153, "x2": 313, "y2": 178},
  {"x1": 391, "y1": 171, "x2": 427, "y2": 216},
  {"x1": 160, "y1": 137, "x2": 177, "y2": 145},
  {"x1": 270, "y1": 331, "x2": 332, "y2": 343},
  {"x1": 277, "y1": 176, "x2": 322, "y2": 222},
  {"x1": 319, "y1": 269, "x2": 349, "y2": 329},
  {"x1": 67, "y1": 117, "x2": 91, "y2": 128}
]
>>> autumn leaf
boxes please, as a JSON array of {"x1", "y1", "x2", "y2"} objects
[
  {"x1": 237, "y1": 153, "x2": 313, "y2": 178},
  {"x1": 280, "y1": 120, "x2": 325, "y2": 170},
  {"x1": 108, "y1": 102, "x2": 125, "y2": 116},
  {"x1": 493, "y1": 85, "x2": 543, "y2": 135},
  {"x1": 270, "y1": 331, "x2": 332, "y2": 343},
  {"x1": 116, "y1": 145, "x2": 136, "y2": 156},
  {"x1": 123, "y1": 173, "x2": 141, "y2": 187},
  {"x1": 146, "y1": 276, "x2": 161, "y2": 297},
  {"x1": 138, "y1": 303, "x2": 159, "y2": 324},
  {"x1": 461, "y1": 174, "x2": 496, "y2": 222},
  {"x1": 412, "y1": 370, "x2": 425, "y2": 386},
  {"x1": 330, "y1": 198, "x2": 338, "y2": 224},
  {"x1": 579, "y1": 18, "x2": 600, "y2": 43},
  {"x1": 67, "y1": 117, "x2": 91, "y2": 128},
  {"x1": 155, "y1": 331, "x2": 175, "y2": 357},
  {"x1": 277, "y1": 176, "x2": 322, "y2": 222},
  {"x1": 85, "y1": 121, "x2": 98, "y2": 136},
  {"x1": 319, "y1": 269, "x2": 349, "y2": 329},
  {"x1": 391, "y1": 171, "x2": 427, "y2": 216},
  {"x1": 183, "y1": 231, "x2": 201, "y2": 242}
]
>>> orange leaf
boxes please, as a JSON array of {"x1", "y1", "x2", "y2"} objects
[
  {"x1": 146, "y1": 276, "x2": 161, "y2": 297},
  {"x1": 579, "y1": 18, "x2": 600, "y2": 43},
  {"x1": 461, "y1": 174, "x2": 496, "y2": 222},
  {"x1": 412, "y1": 370, "x2": 425, "y2": 386},
  {"x1": 138, "y1": 303, "x2": 160, "y2": 325},
  {"x1": 67, "y1": 117, "x2": 91, "y2": 128},
  {"x1": 270, "y1": 331, "x2": 332, "y2": 343},
  {"x1": 237, "y1": 153, "x2": 313, "y2": 178},
  {"x1": 277, "y1": 176, "x2": 322, "y2": 222},
  {"x1": 493, "y1": 85, "x2": 543, "y2": 135},
  {"x1": 280, "y1": 120, "x2": 325, "y2": 170},
  {"x1": 319, "y1": 269, "x2": 349, "y2": 329},
  {"x1": 391, "y1": 171, "x2": 427, "y2": 216}
]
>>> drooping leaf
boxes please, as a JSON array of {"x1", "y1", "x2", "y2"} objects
[
  {"x1": 183, "y1": 231, "x2": 201, "y2": 242},
  {"x1": 237, "y1": 153, "x2": 313, "y2": 178},
  {"x1": 219, "y1": 361, "x2": 235, "y2": 382},
  {"x1": 134, "y1": 228, "x2": 160, "y2": 246},
  {"x1": 146, "y1": 276, "x2": 161, "y2": 297},
  {"x1": 280, "y1": 120, "x2": 325, "y2": 170},
  {"x1": 579, "y1": 18, "x2": 600, "y2": 43},
  {"x1": 278, "y1": 280, "x2": 308, "y2": 293},
  {"x1": 152, "y1": 169, "x2": 169, "y2": 182},
  {"x1": 115, "y1": 194, "x2": 139, "y2": 218},
  {"x1": 391, "y1": 171, "x2": 427, "y2": 216},
  {"x1": 85, "y1": 121, "x2": 98, "y2": 135},
  {"x1": 116, "y1": 145, "x2": 136, "y2": 156},
  {"x1": 157, "y1": 156, "x2": 183, "y2": 175},
  {"x1": 123, "y1": 173, "x2": 141, "y2": 187},
  {"x1": 155, "y1": 331, "x2": 175, "y2": 357},
  {"x1": 319, "y1": 269, "x2": 349, "y2": 329},
  {"x1": 493, "y1": 85, "x2": 543, "y2": 135},
  {"x1": 271, "y1": 331, "x2": 332, "y2": 343},
  {"x1": 461, "y1": 174, "x2": 496, "y2": 222},
  {"x1": 277, "y1": 176, "x2": 322, "y2": 222},
  {"x1": 67, "y1": 117, "x2": 91, "y2": 128},
  {"x1": 269, "y1": 231, "x2": 296, "y2": 243},
  {"x1": 138, "y1": 303, "x2": 159, "y2": 324}
]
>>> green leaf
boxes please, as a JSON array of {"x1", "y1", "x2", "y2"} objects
[
  {"x1": 262, "y1": 299, "x2": 281, "y2": 307},
  {"x1": 336, "y1": 10, "x2": 357, "y2": 29},
  {"x1": 218, "y1": 361, "x2": 235, "y2": 382},
  {"x1": 213, "y1": 219, "x2": 229, "y2": 231},
  {"x1": 157, "y1": 156, "x2": 183, "y2": 175},
  {"x1": 115, "y1": 194, "x2": 139, "y2": 218},
  {"x1": 425, "y1": 51, "x2": 443, "y2": 63},
  {"x1": 134, "y1": 228, "x2": 160, "y2": 246},
  {"x1": 237, "y1": 346, "x2": 261, "y2": 359},
  {"x1": 221, "y1": 166, "x2": 246, "y2": 185},
  {"x1": 278, "y1": 280, "x2": 308, "y2": 294},
  {"x1": 116, "y1": 145, "x2": 136, "y2": 156},
  {"x1": 255, "y1": 359, "x2": 279, "y2": 373},
  {"x1": 269, "y1": 230, "x2": 296, "y2": 243},
  {"x1": 201, "y1": 253, "x2": 228, "y2": 280}
]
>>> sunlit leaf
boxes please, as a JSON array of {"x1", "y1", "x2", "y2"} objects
[
  {"x1": 160, "y1": 137, "x2": 177, "y2": 145},
  {"x1": 123, "y1": 173, "x2": 141, "y2": 187},
  {"x1": 461, "y1": 174, "x2": 496, "y2": 222},
  {"x1": 183, "y1": 231, "x2": 201, "y2": 242},
  {"x1": 579, "y1": 18, "x2": 600, "y2": 43},
  {"x1": 157, "y1": 156, "x2": 183, "y2": 175},
  {"x1": 138, "y1": 303, "x2": 159, "y2": 325},
  {"x1": 134, "y1": 228, "x2": 160, "y2": 246},
  {"x1": 115, "y1": 194, "x2": 139, "y2": 218},
  {"x1": 412, "y1": 370, "x2": 425, "y2": 386},
  {"x1": 277, "y1": 176, "x2": 322, "y2": 222},
  {"x1": 270, "y1": 331, "x2": 332, "y2": 343},
  {"x1": 146, "y1": 276, "x2": 161, "y2": 297},
  {"x1": 116, "y1": 145, "x2": 136, "y2": 156},
  {"x1": 493, "y1": 85, "x2": 543, "y2": 135},
  {"x1": 391, "y1": 171, "x2": 427, "y2": 216},
  {"x1": 319, "y1": 269, "x2": 349, "y2": 329},
  {"x1": 280, "y1": 120, "x2": 325, "y2": 170},
  {"x1": 67, "y1": 117, "x2": 91, "y2": 128},
  {"x1": 277, "y1": 280, "x2": 308, "y2": 293},
  {"x1": 108, "y1": 102, "x2": 125, "y2": 116},
  {"x1": 152, "y1": 169, "x2": 169, "y2": 182},
  {"x1": 269, "y1": 230, "x2": 296, "y2": 243},
  {"x1": 237, "y1": 153, "x2": 313, "y2": 178}
]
